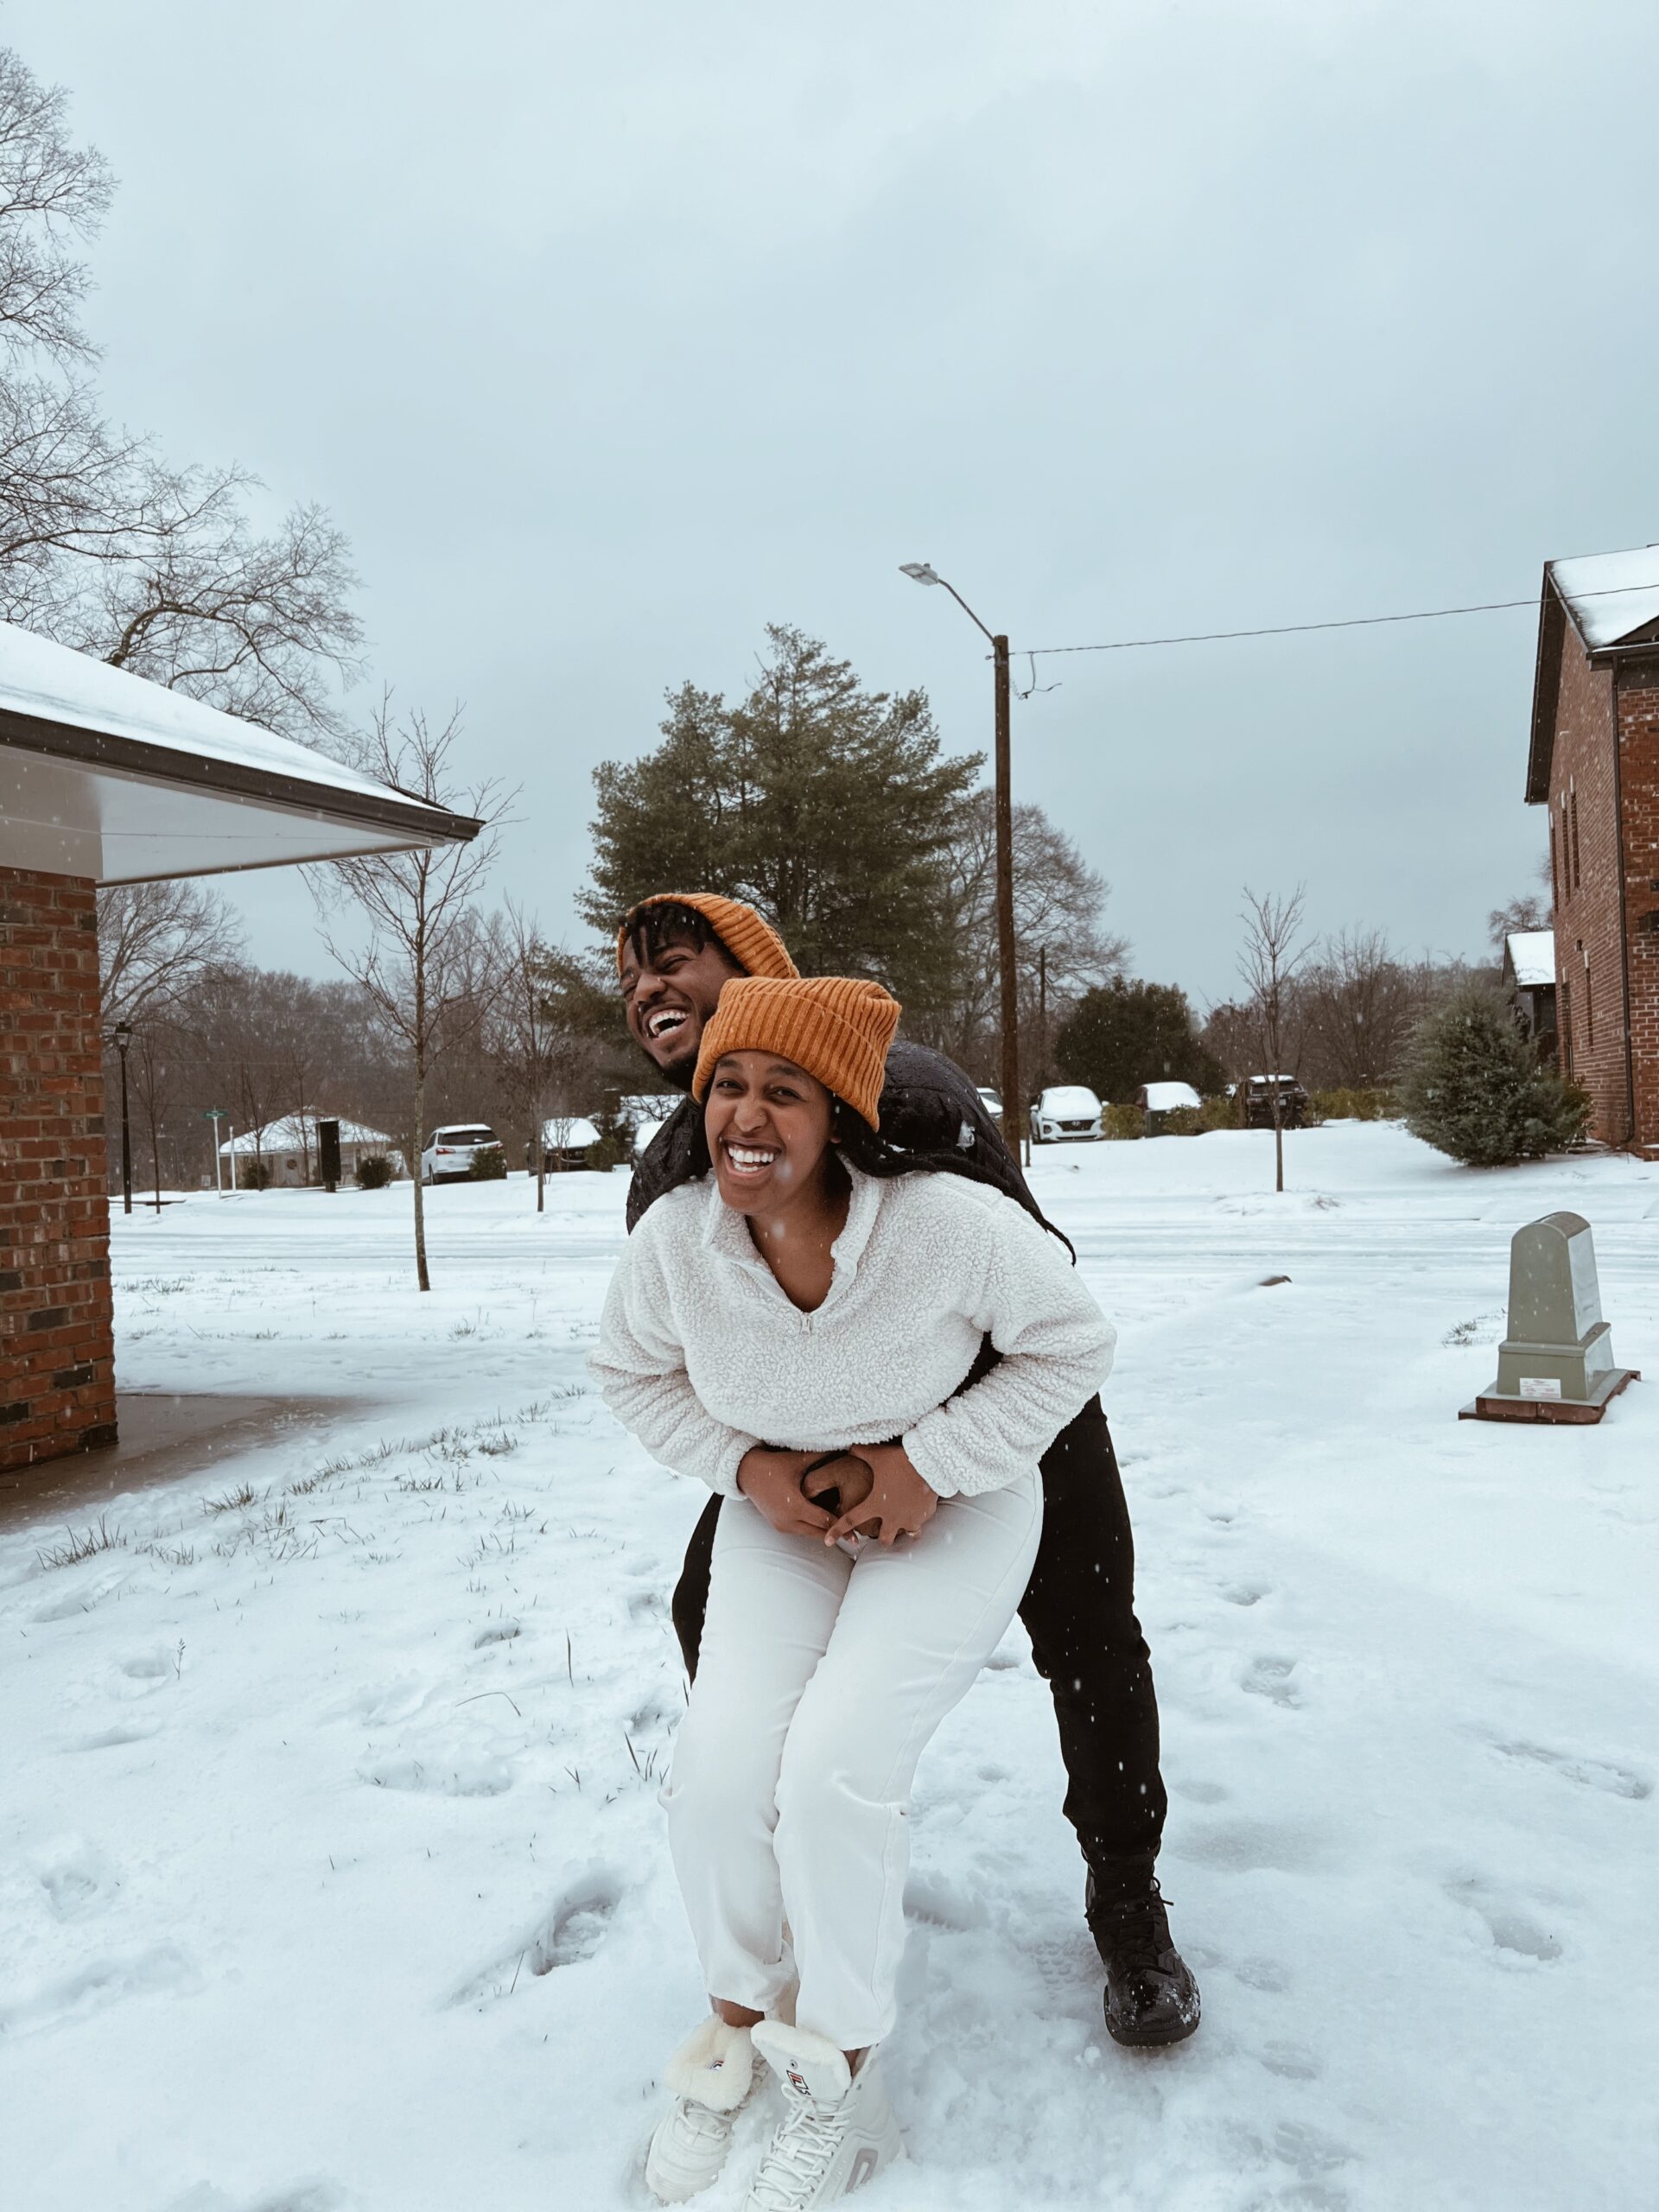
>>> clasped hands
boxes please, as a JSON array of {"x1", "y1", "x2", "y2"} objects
[{"x1": 735, "y1": 1442, "x2": 940, "y2": 1548}]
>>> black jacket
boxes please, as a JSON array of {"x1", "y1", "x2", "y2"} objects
[{"x1": 625, "y1": 1040, "x2": 1043, "y2": 1234}]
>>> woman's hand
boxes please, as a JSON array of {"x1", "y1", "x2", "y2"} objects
[
  {"x1": 735, "y1": 1447, "x2": 837, "y2": 1540},
  {"x1": 823, "y1": 1442, "x2": 940, "y2": 1548}
]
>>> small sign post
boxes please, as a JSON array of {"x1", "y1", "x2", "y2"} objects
[
  {"x1": 318, "y1": 1117, "x2": 341, "y2": 1194},
  {"x1": 201, "y1": 1108, "x2": 228, "y2": 1198},
  {"x1": 1460, "y1": 1211, "x2": 1639, "y2": 1425}
]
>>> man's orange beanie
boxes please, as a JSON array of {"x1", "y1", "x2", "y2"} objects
[
  {"x1": 692, "y1": 976, "x2": 901, "y2": 1131},
  {"x1": 616, "y1": 893, "x2": 798, "y2": 982}
]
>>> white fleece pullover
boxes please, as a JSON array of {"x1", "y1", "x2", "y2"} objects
[{"x1": 590, "y1": 1166, "x2": 1115, "y2": 1500}]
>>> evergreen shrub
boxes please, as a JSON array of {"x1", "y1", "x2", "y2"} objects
[
  {"x1": 586, "y1": 1099, "x2": 638, "y2": 1172},
  {"x1": 466, "y1": 1143, "x2": 509, "y2": 1181},
  {"x1": 1195, "y1": 1092, "x2": 1239, "y2": 1133},
  {"x1": 1399, "y1": 982, "x2": 1589, "y2": 1166},
  {"x1": 1159, "y1": 1105, "x2": 1204, "y2": 1136},
  {"x1": 354, "y1": 1154, "x2": 394, "y2": 1190},
  {"x1": 1102, "y1": 1103, "x2": 1143, "y2": 1141}
]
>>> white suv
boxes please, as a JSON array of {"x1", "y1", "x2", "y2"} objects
[
  {"x1": 1031, "y1": 1084, "x2": 1105, "y2": 1143},
  {"x1": 420, "y1": 1124, "x2": 503, "y2": 1184}
]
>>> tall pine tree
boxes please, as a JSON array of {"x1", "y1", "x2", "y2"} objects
[{"x1": 582, "y1": 626, "x2": 980, "y2": 1014}]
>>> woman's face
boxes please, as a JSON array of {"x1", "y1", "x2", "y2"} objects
[{"x1": 703, "y1": 1051, "x2": 836, "y2": 1213}]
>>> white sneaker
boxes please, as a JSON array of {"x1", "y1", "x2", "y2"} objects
[
  {"x1": 645, "y1": 2018, "x2": 758, "y2": 2202},
  {"x1": 746, "y1": 2022, "x2": 906, "y2": 2209}
]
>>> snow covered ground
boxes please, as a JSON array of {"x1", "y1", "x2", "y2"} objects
[{"x1": 3, "y1": 1126, "x2": 1656, "y2": 2212}]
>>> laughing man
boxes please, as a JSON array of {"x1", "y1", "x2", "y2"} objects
[{"x1": 615, "y1": 891, "x2": 1200, "y2": 2048}]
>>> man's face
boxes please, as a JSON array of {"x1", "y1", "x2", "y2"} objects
[{"x1": 620, "y1": 926, "x2": 746, "y2": 1084}]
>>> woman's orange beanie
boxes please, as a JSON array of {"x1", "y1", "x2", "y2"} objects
[
  {"x1": 692, "y1": 976, "x2": 901, "y2": 1131},
  {"x1": 616, "y1": 893, "x2": 798, "y2": 982}
]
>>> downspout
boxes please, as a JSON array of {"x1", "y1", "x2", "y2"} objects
[{"x1": 1609, "y1": 662, "x2": 1637, "y2": 1146}]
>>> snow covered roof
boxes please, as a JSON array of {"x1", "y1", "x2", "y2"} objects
[
  {"x1": 0, "y1": 620, "x2": 480, "y2": 883},
  {"x1": 541, "y1": 1116, "x2": 602, "y2": 1148},
  {"x1": 1528, "y1": 547, "x2": 1659, "y2": 802},
  {"x1": 1548, "y1": 545, "x2": 1659, "y2": 652},
  {"x1": 218, "y1": 1116, "x2": 392, "y2": 1155},
  {"x1": 1506, "y1": 930, "x2": 1556, "y2": 988},
  {"x1": 1141, "y1": 1081, "x2": 1203, "y2": 1111}
]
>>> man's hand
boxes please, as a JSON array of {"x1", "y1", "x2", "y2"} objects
[
  {"x1": 823, "y1": 1442, "x2": 940, "y2": 1548},
  {"x1": 736, "y1": 1446, "x2": 837, "y2": 1539}
]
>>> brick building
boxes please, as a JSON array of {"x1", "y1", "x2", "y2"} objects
[
  {"x1": 1526, "y1": 545, "x2": 1659, "y2": 1155},
  {"x1": 0, "y1": 621, "x2": 477, "y2": 1478}
]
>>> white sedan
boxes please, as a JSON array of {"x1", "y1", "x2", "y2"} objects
[{"x1": 420, "y1": 1124, "x2": 504, "y2": 1183}]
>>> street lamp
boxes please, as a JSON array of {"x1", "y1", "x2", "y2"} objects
[
  {"x1": 899, "y1": 563, "x2": 1021, "y2": 1147},
  {"x1": 112, "y1": 1020, "x2": 133, "y2": 1216}
]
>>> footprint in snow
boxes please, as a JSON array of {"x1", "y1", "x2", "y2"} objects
[
  {"x1": 1258, "y1": 2040, "x2": 1323, "y2": 2082},
  {"x1": 73, "y1": 1719, "x2": 162, "y2": 1751},
  {"x1": 471, "y1": 1618, "x2": 521, "y2": 1649},
  {"x1": 1243, "y1": 1655, "x2": 1302, "y2": 1707},
  {"x1": 1446, "y1": 1878, "x2": 1562, "y2": 1962},
  {"x1": 1221, "y1": 1579, "x2": 1274, "y2": 1607},
  {"x1": 0, "y1": 1942, "x2": 199, "y2": 2037},
  {"x1": 449, "y1": 1871, "x2": 622, "y2": 2005},
  {"x1": 33, "y1": 1836, "x2": 116, "y2": 1920},
  {"x1": 902, "y1": 1874, "x2": 988, "y2": 1932},
  {"x1": 1492, "y1": 1738, "x2": 1651, "y2": 1801}
]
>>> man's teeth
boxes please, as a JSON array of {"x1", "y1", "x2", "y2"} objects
[{"x1": 647, "y1": 1009, "x2": 687, "y2": 1039}]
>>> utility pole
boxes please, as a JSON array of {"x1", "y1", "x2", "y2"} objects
[
  {"x1": 901, "y1": 564, "x2": 1022, "y2": 1149},
  {"x1": 113, "y1": 1021, "x2": 133, "y2": 1216},
  {"x1": 992, "y1": 632, "x2": 1022, "y2": 1151}
]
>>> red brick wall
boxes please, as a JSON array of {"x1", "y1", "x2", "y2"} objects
[
  {"x1": 1548, "y1": 637, "x2": 1629, "y2": 1140},
  {"x1": 0, "y1": 868, "x2": 117, "y2": 1471},
  {"x1": 1617, "y1": 658, "x2": 1659, "y2": 1153}
]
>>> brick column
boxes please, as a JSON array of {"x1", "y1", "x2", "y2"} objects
[{"x1": 0, "y1": 868, "x2": 117, "y2": 1471}]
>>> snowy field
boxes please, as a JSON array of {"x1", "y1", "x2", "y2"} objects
[{"x1": 3, "y1": 1126, "x2": 1656, "y2": 2212}]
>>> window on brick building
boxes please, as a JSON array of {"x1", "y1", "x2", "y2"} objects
[
  {"x1": 1582, "y1": 946, "x2": 1593, "y2": 1047},
  {"x1": 1570, "y1": 782, "x2": 1581, "y2": 890},
  {"x1": 1560, "y1": 977, "x2": 1573, "y2": 1073},
  {"x1": 1559, "y1": 792, "x2": 1571, "y2": 901}
]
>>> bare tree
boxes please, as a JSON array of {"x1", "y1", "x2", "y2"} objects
[
  {"x1": 97, "y1": 879, "x2": 243, "y2": 1028},
  {"x1": 0, "y1": 48, "x2": 113, "y2": 365},
  {"x1": 918, "y1": 791, "x2": 1128, "y2": 1079},
  {"x1": 0, "y1": 46, "x2": 362, "y2": 733},
  {"x1": 483, "y1": 902, "x2": 595, "y2": 1213},
  {"x1": 1237, "y1": 885, "x2": 1308, "y2": 1193},
  {"x1": 1296, "y1": 927, "x2": 1422, "y2": 1090},
  {"x1": 311, "y1": 702, "x2": 509, "y2": 1289},
  {"x1": 1486, "y1": 889, "x2": 1551, "y2": 964}
]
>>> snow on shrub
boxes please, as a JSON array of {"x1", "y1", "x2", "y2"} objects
[
  {"x1": 1399, "y1": 982, "x2": 1588, "y2": 1166},
  {"x1": 354, "y1": 1154, "x2": 395, "y2": 1189}
]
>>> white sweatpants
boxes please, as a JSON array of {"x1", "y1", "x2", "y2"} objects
[{"x1": 663, "y1": 1473, "x2": 1042, "y2": 2051}]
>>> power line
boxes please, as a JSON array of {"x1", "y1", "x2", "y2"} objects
[{"x1": 1020, "y1": 576, "x2": 1659, "y2": 658}]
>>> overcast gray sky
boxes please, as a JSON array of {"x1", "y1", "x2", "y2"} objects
[{"x1": 12, "y1": 0, "x2": 1658, "y2": 1002}]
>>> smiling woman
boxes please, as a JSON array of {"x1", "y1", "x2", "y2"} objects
[{"x1": 590, "y1": 970, "x2": 1114, "y2": 2203}]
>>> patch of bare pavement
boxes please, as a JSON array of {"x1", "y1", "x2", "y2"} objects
[{"x1": 0, "y1": 1391, "x2": 380, "y2": 1530}]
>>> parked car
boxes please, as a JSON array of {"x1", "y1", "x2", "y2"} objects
[
  {"x1": 420, "y1": 1123, "x2": 504, "y2": 1183},
  {"x1": 529, "y1": 1115, "x2": 601, "y2": 1171},
  {"x1": 1137, "y1": 1079, "x2": 1204, "y2": 1135},
  {"x1": 976, "y1": 1086, "x2": 1003, "y2": 1122},
  {"x1": 1030, "y1": 1084, "x2": 1105, "y2": 1143},
  {"x1": 1240, "y1": 1074, "x2": 1309, "y2": 1130}
]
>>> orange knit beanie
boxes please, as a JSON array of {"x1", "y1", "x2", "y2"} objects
[
  {"x1": 616, "y1": 893, "x2": 798, "y2": 982},
  {"x1": 692, "y1": 976, "x2": 902, "y2": 1130}
]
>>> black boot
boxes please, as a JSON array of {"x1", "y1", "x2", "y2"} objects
[{"x1": 1085, "y1": 1870, "x2": 1202, "y2": 2048}]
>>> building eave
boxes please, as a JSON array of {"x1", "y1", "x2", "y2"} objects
[{"x1": 0, "y1": 702, "x2": 481, "y2": 848}]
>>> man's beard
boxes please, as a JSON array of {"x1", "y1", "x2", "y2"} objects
[{"x1": 634, "y1": 1032, "x2": 699, "y2": 1093}]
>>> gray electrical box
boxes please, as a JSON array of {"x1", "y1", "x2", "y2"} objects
[{"x1": 1461, "y1": 1211, "x2": 1639, "y2": 1425}]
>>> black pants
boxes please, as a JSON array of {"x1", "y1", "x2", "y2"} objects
[{"x1": 669, "y1": 1397, "x2": 1167, "y2": 1882}]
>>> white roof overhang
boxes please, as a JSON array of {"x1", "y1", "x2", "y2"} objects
[{"x1": 0, "y1": 621, "x2": 480, "y2": 883}]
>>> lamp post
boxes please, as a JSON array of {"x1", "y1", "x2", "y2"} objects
[
  {"x1": 899, "y1": 563, "x2": 1021, "y2": 1147},
  {"x1": 112, "y1": 1020, "x2": 133, "y2": 1216}
]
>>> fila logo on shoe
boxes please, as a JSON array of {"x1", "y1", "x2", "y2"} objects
[{"x1": 786, "y1": 2066, "x2": 810, "y2": 2094}]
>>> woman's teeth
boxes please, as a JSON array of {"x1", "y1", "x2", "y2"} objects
[{"x1": 724, "y1": 1144, "x2": 778, "y2": 1175}]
